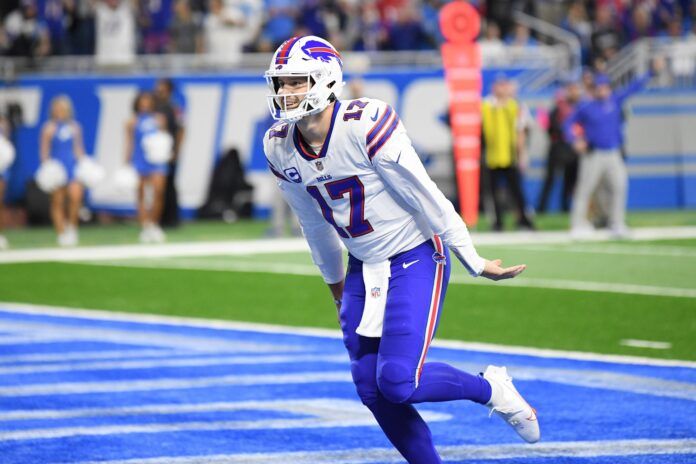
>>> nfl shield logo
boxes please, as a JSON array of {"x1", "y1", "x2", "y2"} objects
[
  {"x1": 315, "y1": 161, "x2": 324, "y2": 171},
  {"x1": 432, "y1": 252, "x2": 447, "y2": 265},
  {"x1": 370, "y1": 287, "x2": 381, "y2": 298}
]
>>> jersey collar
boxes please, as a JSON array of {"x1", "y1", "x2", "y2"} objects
[{"x1": 293, "y1": 101, "x2": 341, "y2": 161}]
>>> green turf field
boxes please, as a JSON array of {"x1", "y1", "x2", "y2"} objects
[
  {"x1": 2, "y1": 210, "x2": 695, "y2": 249},
  {"x1": 1, "y1": 214, "x2": 694, "y2": 362}
]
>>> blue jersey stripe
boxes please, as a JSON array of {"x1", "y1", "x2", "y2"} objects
[
  {"x1": 368, "y1": 115, "x2": 400, "y2": 160},
  {"x1": 366, "y1": 106, "x2": 394, "y2": 146}
]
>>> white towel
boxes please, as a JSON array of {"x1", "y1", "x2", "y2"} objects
[{"x1": 356, "y1": 260, "x2": 391, "y2": 338}]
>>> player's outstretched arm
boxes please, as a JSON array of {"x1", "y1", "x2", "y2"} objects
[{"x1": 480, "y1": 259, "x2": 526, "y2": 281}]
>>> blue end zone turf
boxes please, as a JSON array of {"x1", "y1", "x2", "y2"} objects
[{"x1": 0, "y1": 304, "x2": 693, "y2": 464}]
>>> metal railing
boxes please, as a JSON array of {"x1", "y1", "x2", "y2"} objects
[
  {"x1": 512, "y1": 10, "x2": 582, "y2": 87},
  {"x1": 608, "y1": 37, "x2": 696, "y2": 89}
]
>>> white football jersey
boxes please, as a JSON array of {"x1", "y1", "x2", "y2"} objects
[{"x1": 263, "y1": 98, "x2": 485, "y2": 284}]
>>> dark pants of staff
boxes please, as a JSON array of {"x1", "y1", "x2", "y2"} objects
[{"x1": 488, "y1": 166, "x2": 534, "y2": 231}]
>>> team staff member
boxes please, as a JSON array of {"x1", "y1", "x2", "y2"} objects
[
  {"x1": 481, "y1": 75, "x2": 535, "y2": 231},
  {"x1": 153, "y1": 78, "x2": 184, "y2": 228},
  {"x1": 537, "y1": 80, "x2": 583, "y2": 213},
  {"x1": 564, "y1": 58, "x2": 664, "y2": 238},
  {"x1": 0, "y1": 115, "x2": 11, "y2": 250}
]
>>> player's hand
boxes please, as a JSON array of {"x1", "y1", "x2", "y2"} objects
[{"x1": 481, "y1": 259, "x2": 526, "y2": 281}]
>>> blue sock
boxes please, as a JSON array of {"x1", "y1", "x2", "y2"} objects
[
  {"x1": 408, "y1": 362, "x2": 493, "y2": 404},
  {"x1": 367, "y1": 395, "x2": 442, "y2": 463}
]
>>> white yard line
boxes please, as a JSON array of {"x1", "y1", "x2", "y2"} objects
[
  {"x1": 0, "y1": 398, "x2": 369, "y2": 421},
  {"x1": 1, "y1": 226, "x2": 695, "y2": 264},
  {"x1": 0, "y1": 349, "x2": 193, "y2": 365},
  {"x1": 0, "y1": 353, "x2": 347, "y2": 375},
  {"x1": 0, "y1": 238, "x2": 312, "y2": 264},
  {"x1": 0, "y1": 371, "x2": 353, "y2": 397},
  {"x1": 0, "y1": 318, "x2": 301, "y2": 354},
  {"x1": 620, "y1": 339, "x2": 673, "y2": 350},
  {"x1": 67, "y1": 438, "x2": 696, "y2": 464},
  {"x1": 2, "y1": 302, "x2": 695, "y2": 368},
  {"x1": 82, "y1": 258, "x2": 696, "y2": 299},
  {"x1": 0, "y1": 398, "x2": 450, "y2": 442},
  {"x1": 505, "y1": 243, "x2": 696, "y2": 258},
  {"x1": 450, "y1": 275, "x2": 696, "y2": 299}
]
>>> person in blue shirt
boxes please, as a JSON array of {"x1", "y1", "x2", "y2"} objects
[
  {"x1": 125, "y1": 91, "x2": 168, "y2": 243},
  {"x1": 39, "y1": 95, "x2": 87, "y2": 246},
  {"x1": 563, "y1": 57, "x2": 664, "y2": 238}
]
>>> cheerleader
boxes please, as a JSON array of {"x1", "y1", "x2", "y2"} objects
[
  {"x1": 39, "y1": 96, "x2": 86, "y2": 247},
  {"x1": 125, "y1": 91, "x2": 168, "y2": 243}
]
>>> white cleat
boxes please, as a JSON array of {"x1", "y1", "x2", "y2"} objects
[
  {"x1": 0, "y1": 234, "x2": 8, "y2": 250},
  {"x1": 483, "y1": 365, "x2": 540, "y2": 443},
  {"x1": 139, "y1": 227, "x2": 153, "y2": 244},
  {"x1": 150, "y1": 225, "x2": 166, "y2": 243}
]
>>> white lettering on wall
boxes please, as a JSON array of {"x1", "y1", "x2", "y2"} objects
[
  {"x1": 176, "y1": 84, "x2": 223, "y2": 209},
  {"x1": 91, "y1": 86, "x2": 139, "y2": 206}
]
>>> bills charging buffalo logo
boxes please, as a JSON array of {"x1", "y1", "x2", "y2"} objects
[
  {"x1": 432, "y1": 252, "x2": 447, "y2": 265},
  {"x1": 301, "y1": 40, "x2": 343, "y2": 67}
]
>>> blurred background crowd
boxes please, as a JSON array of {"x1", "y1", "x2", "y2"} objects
[
  {"x1": 0, "y1": 0, "x2": 694, "y2": 249},
  {"x1": 1, "y1": 0, "x2": 694, "y2": 67}
]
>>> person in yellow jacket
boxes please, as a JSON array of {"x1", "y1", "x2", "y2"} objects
[{"x1": 481, "y1": 75, "x2": 535, "y2": 231}]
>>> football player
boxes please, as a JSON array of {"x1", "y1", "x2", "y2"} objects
[{"x1": 263, "y1": 36, "x2": 540, "y2": 462}]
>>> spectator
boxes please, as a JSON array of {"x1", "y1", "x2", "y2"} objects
[
  {"x1": 537, "y1": 80, "x2": 581, "y2": 213},
  {"x1": 480, "y1": 75, "x2": 535, "y2": 231},
  {"x1": 562, "y1": 0, "x2": 592, "y2": 64},
  {"x1": 668, "y1": 19, "x2": 696, "y2": 85},
  {"x1": 376, "y1": 0, "x2": 407, "y2": 23},
  {"x1": 259, "y1": 0, "x2": 296, "y2": 50},
  {"x1": 137, "y1": 0, "x2": 173, "y2": 54},
  {"x1": 65, "y1": 0, "x2": 95, "y2": 55},
  {"x1": 623, "y1": 4, "x2": 657, "y2": 42},
  {"x1": 168, "y1": 0, "x2": 203, "y2": 54},
  {"x1": 95, "y1": 0, "x2": 136, "y2": 66},
  {"x1": 479, "y1": 21, "x2": 506, "y2": 64},
  {"x1": 485, "y1": 0, "x2": 515, "y2": 38},
  {"x1": 324, "y1": 0, "x2": 360, "y2": 52},
  {"x1": 591, "y1": 4, "x2": 623, "y2": 62},
  {"x1": 153, "y1": 78, "x2": 184, "y2": 228},
  {"x1": 204, "y1": 0, "x2": 248, "y2": 63},
  {"x1": 387, "y1": 4, "x2": 433, "y2": 51},
  {"x1": 563, "y1": 58, "x2": 665, "y2": 239},
  {"x1": 421, "y1": 0, "x2": 444, "y2": 46},
  {"x1": 352, "y1": 1, "x2": 388, "y2": 51},
  {"x1": 505, "y1": 23, "x2": 537, "y2": 47},
  {"x1": 298, "y1": 0, "x2": 328, "y2": 38},
  {"x1": 37, "y1": 0, "x2": 68, "y2": 54},
  {"x1": 39, "y1": 95, "x2": 87, "y2": 247},
  {"x1": 4, "y1": 0, "x2": 51, "y2": 58}
]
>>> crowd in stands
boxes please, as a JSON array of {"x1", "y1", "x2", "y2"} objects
[{"x1": 0, "y1": 1, "x2": 694, "y2": 66}]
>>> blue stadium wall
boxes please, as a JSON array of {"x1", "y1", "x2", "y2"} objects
[{"x1": 1, "y1": 69, "x2": 694, "y2": 217}]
